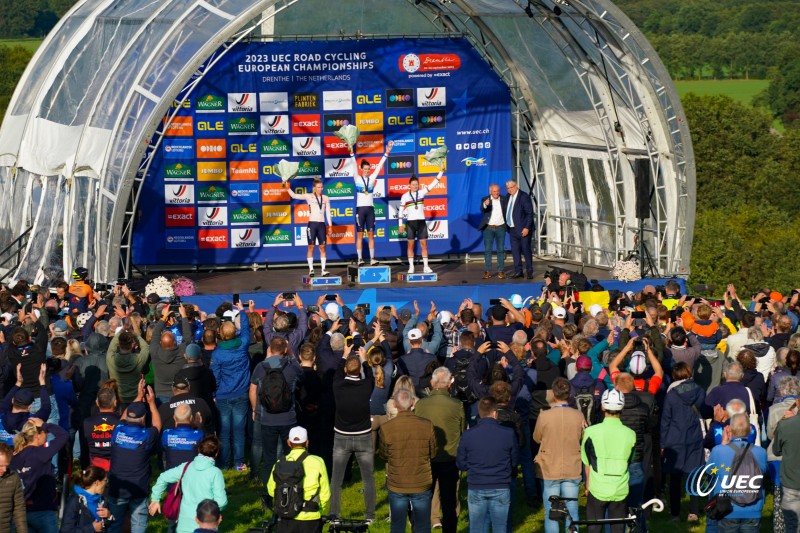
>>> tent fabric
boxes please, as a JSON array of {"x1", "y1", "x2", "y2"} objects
[{"x1": 0, "y1": 0, "x2": 694, "y2": 283}]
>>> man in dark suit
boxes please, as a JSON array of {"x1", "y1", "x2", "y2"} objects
[
  {"x1": 478, "y1": 183, "x2": 507, "y2": 279},
  {"x1": 504, "y1": 180, "x2": 534, "y2": 279}
]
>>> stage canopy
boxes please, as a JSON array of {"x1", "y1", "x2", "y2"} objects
[{"x1": 0, "y1": 0, "x2": 695, "y2": 283}]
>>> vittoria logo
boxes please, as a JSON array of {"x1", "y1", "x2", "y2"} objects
[
  {"x1": 261, "y1": 115, "x2": 289, "y2": 135},
  {"x1": 199, "y1": 207, "x2": 228, "y2": 227},
  {"x1": 164, "y1": 184, "x2": 195, "y2": 204},
  {"x1": 231, "y1": 228, "x2": 260, "y2": 248},
  {"x1": 426, "y1": 220, "x2": 450, "y2": 240},
  {"x1": 324, "y1": 158, "x2": 355, "y2": 179},
  {"x1": 228, "y1": 93, "x2": 257, "y2": 113},
  {"x1": 416, "y1": 87, "x2": 447, "y2": 107},
  {"x1": 292, "y1": 137, "x2": 321, "y2": 157}
]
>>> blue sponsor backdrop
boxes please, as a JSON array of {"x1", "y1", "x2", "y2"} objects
[{"x1": 132, "y1": 38, "x2": 511, "y2": 265}]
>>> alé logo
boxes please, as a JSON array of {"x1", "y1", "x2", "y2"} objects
[{"x1": 686, "y1": 462, "x2": 763, "y2": 498}]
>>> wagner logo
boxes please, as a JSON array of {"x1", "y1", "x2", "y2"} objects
[
  {"x1": 262, "y1": 228, "x2": 292, "y2": 247},
  {"x1": 292, "y1": 137, "x2": 321, "y2": 157},
  {"x1": 418, "y1": 111, "x2": 446, "y2": 129},
  {"x1": 231, "y1": 228, "x2": 261, "y2": 248},
  {"x1": 389, "y1": 224, "x2": 408, "y2": 241},
  {"x1": 322, "y1": 90, "x2": 352, "y2": 111},
  {"x1": 227, "y1": 116, "x2": 257, "y2": 136},
  {"x1": 163, "y1": 139, "x2": 194, "y2": 159},
  {"x1": 296, "y1": 160, "x2": 322, "y2": 176},
  {"x1": 164, "y1": 163, "x2": 194, "y2": 181},
  {"x1": 197, "y1": 139, "x2": 226, "y2": 159},
  {"x1": 199, "y1": 207, "x2": 228, "y2": 227},
  {"x1": 355, "y1": 134, "x2": 384, "y2": 154},
  {"x1": 356, "y1": 112, "x2": 383, "y2": 132},
  {"x1": 686, "y1": 461, "x2": 763, "y2": 499},
  {"x1": 164, "y1": 184, "x2": 195, "y2": 204},
  {"x1": 230, "y1": 206, "x2": 259, "y2": 225},
  {"x1": 198, "y1": 229, "x2": 228, "y2": 248},
  {"x1": 323, "y1": 113, "x2": 353, "y2": 133},
  {"x1": 260, "y1": 137, "x2": 289, "y2": 157},
  {"x1": 388, "y1": 156, "x2": 414, "y2": 176},
  {"x1": 385, "y1": 89, "x2": 414, "y2": 108},
  {"x1": 229, "y1": 161, "x2": 259, "y2": 181},
  {"x1": 324, "y1": 158, "x2": 355, "y2": 179},
  {"x1": 325, "y1": 181, "x2": 355, "y2": 198},
  {"x1": 292, "y1": 93, "x2": 319, "y2": 110},
  {"x1": 197, "y1": 162, "x2": 227, "y2": 181},
  {"x1": 262, "y1": 205, "x2": 292, "y2": 225},
  {"x1": 328, "y1": 225, "x2": 355, "y2": 244},
  {"x1": 197, "y1": 185, "x2": 228, "y2": 204},
  {"x1": 426, "y1": 220, "x2": 450, "y2": 240},
  {"x1": 259, "y1": 92, "x2": 289, "y2": 113},
  {"x1": 165, "y1": 207, "x2": 194, "y2": 227},
  {"x1": 261, "y1": 183, "x2": 291, "y2": 202},
  {"x1": 228, "y1": 93, "x2": 257, "y2": 113},
  {"x1": 195, "y1": 94, "x2": 225, "y2": 113},
  {"x1": 386, "y1": 112, "x2": 414, "y2": 129},
  {"x1": 416, "y1": 87, "x2": 447, "y2": 107},
  {"x1": 261, "y1": 115, "x2": 289, "y2": 135},
  {"x1": 292, "y1": 114, "x2": 321, "y2": 134},
  {"x1": 163, "y1": 116, "x2": 193, "y2": 137},
  {"x1": 324, "y1": 136, "x2": 350, "y2": 156}
]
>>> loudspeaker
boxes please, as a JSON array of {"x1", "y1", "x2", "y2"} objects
[{"x1": 634, "y1": 158, "x2": 652, "y2": 221}]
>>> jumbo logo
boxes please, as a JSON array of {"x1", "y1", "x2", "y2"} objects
[
  {"x1": 292, "y1": 137, "x2": 321, "y2": 157},
  {"x1": 231, "y1": 228, "x2": 261, "y2": 248},
  {"x1": 197, "y1": 162, "x2": 227, "y2": 181},
  {"x1": 417, "y1": 155, "x2": 445, "y2": 175},
  {"x1": 228, "y1": 92, "x2": 256, "y2": 113},
  {"x1": 198, "y1": 229, "x2": 228, "y2": 248},
  {"x1": 416, "y1": 87, "x2": 447, "y2": 107},
  {"x1": 260, "y1": 115, "x2": 289, "y2": 135},
  {"x1": 200, "y1": 207, "x2": 228, "y2": 227},
  {"x1": 164, "y1": 184, "x2": 195, "y2": 204},
  {"x1": 197, "y1": 139, "x2": 226, "y2": 159},
  {"x1": 292, "y1": 114, "x2": 321, "y2": 135},
  {"x1": 163, "y1": 116, "x2": 193, "y2": 137},
  {"x1": 262, "y1": 205, "x2": 292, "y2": 225},
  {"x1": 229, "y1": 161, "x2": 259, "y2": 181},
  {"x1": 165, "y1": 207, "x2": 194, "y2": 227},
  {"x1": 355, "y1": 135, "x2": 384, "y2": 154},
  {"x1": 324, "y1": 136, "x2": 349, "y2": 156},
  {"x1": 355, "y1": 112, "x2": 383, "y2": 132}
]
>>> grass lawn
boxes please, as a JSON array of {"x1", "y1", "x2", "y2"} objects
[
  {"x1": 0, "y1": 38, "x2": 42, "y2": 53},
  {"x1": 144, "y1": 461, "x2": 775, "y2": 532},
  {"x1": 673, "y1": 79, "x2": 769, "y2": 107}
]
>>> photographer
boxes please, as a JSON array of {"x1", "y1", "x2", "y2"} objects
[
  {"x1": 150, "y1": 304, "x2": 193, "y2": 403},
  {"x1": 106, "y1": 329, "x2": 150, "y2": 405},
  {"x1": 263, "y1": 293, "x2": 307, "y2": 357},
  {"x1": 609, "y1": 337, "x2": 664, "y2": 396}
]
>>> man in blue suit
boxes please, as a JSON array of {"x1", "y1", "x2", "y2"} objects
[
  {"x1": 504, "y1": 180, "x2": 534, "y2": 279},
  {"x1": 478, "y1": 184, "x2": 507, "y2": 279}
]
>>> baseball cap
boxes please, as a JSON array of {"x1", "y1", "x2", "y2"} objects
[
  {"x1": 437, "y1": 311, "x2": 453, "y2": 325},
  {"x1": 399, "y1": 308, "x2": 413, "y2": 321},
  {"x1": 588, "y1": 304, "x2": 603, "y2": 318},
  {"x1": 223, "y1": 309, "x2": 239, "y2": 321},
  {"x1": 509, "y1": 294, "x2": 523, "y2": 309},
  {"x1": 408, "y1": 328, "x2": 423, "y2": 341},
  {"x1": 52, "y1": 319, "x2": 69, "y2": 336},
  {"x1": 126, "y1": 402, "x2": 148, "y2": 418},
  {"x1": 185, "y1": 344, "x2": 201, "y2": 360},
  {"x1": 288, "y1": 426, "x2": 308, "y2": 444},
  {"x1": 576, "y1": 355, "x2": 593, "y2": 371},
  {"x1": 770, "y1": 291, "x2": 783, "y2": 303},
  {"x1": 324, "y1": 302, "x2": 340, "y2": 320},
  {"x1": 629, "y1": 352, "x2": 647, "y2": 375},
  {"x1": 13, "y1": 388, "x2": 34, "y2": 407},
  {"x1": 172, "y1": 374, "x2": 190, "y2": 390},
  {"x1": 146, "y1": 293, "x2": 161, "y2": 305},
  {"x1": 552, "y1": 306, "x2": 567, "y2": 319},
  {"x1": 601, "y1": 389, "x2": 625, "y2": 411}
]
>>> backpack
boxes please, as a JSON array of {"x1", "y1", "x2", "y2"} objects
[
  {"x1": 259, "y1": 361, "x2": 293, "y2": 414},
  {"x1": 450, "y1": 356, "x2": 477, "y2": 403},
  {"x1": 724, "y1": 443, "x2": 763, "y2": 506},
  {"x1": 272, "y1": 451, "x2": 318, "y2": 518},
  {"x1": 574, "y1": 383, "x2": 596, "y2": 426}
]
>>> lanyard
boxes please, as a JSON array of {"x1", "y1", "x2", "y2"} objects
[
  {"x1": 314, "y1": 194, "x2": 324, "y2": 212},
  {"x1": 413, "y1": 191, "x2": 419, "y2": 207},
  {"x1": 361, "y1": 175, "x2": 370, "y2": 194}
]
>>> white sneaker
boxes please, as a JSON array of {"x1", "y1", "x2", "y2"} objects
[
  {"x1": 308, "y1": 270, "x2": 315, "y2": 277},
  {"x1": 320, "y1": 270, "x2": 330, "y2": 277},
  {"x1": 423, "y1": 266, "x2": 433, "y2": 274},
  {"x1": 407, "y1": 266, "x2": 415, "y2": 274},
  {"x1": 370, "y1": 259, "x2": 379, "y2": 266}
]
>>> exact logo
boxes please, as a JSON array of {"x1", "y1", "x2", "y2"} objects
[
  {"x1": 198, "y1": 229, "x2": 228, "y2": 248},
  {"x1": 292, "y1": 114, "x2": 321, "y2": 135},
  {"x1": 165, "y1": 207, "x2": 194, "y2": 227}
]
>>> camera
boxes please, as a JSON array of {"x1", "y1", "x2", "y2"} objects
[
  {"x1": 633, "y1": 337, "x2": 645, "y2": 350},
  {"x1": 356, "y1": 303, "x2": 370, "y2": 314}
]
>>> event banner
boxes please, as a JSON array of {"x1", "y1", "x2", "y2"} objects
[{"x1": 132, "y1": 38, "x2": 511, "y2": 265}]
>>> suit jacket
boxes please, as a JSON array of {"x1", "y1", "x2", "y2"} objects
[
  {"x1": 479, "y1": 195, "x2": 507, "y2": 230},
  {"x1": 504, "y1": 191, "x2": 533, "y2": 235}
]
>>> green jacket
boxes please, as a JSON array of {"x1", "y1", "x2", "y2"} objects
[
  {"x1": 415, "y1": 388, "x2": 465, "y2": 462},
  {"x1": 106, "y1": 332, "x2": 150, "y2": 402},
  {"x1": 151, "y1": 455, "x2": 227, "y2": 533},
  {"x1": 581, "y1": 416, "x2": 636, "y2": 502},
  {"x1": 774, "y1": 413, "x2": 800, "y2": 490},
  {"x1": 267, "y1": 447, "x2": 331, "y2": 521}
]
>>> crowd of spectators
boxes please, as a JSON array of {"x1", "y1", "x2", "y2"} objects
[{"x1": 0, "y1": 270, "x2": 798, "y2": 533}]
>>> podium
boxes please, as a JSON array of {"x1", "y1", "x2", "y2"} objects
[
  {"x1": 302, "y1": 276, "x2": 342, "y2": 286},
  {"x1": 397, "y1": 272, "x2": 438, "y2": 283},
  {"x1": 347, "y1": 265, "x2": 391, "y2": 284}
]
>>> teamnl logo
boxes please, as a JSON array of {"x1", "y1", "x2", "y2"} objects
[{"x1": 686, "y1": 462, "x2": 763, "y2": 498}]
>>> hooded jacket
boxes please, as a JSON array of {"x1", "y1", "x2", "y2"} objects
[
  {"x1": 743, "y1": 341, "x2": 775, "y2": 382},
  {"x1": 210, "y1": 312, "x2": 251, "y2": 400},
  {"x1": 740, "y1": 367, "x2": 766, "y2": 405},
  {"x1": 661, "y1": 378, "x2": 705, "y2": 473},
  {"x1": 106, "y1": 332, "x2": 150, "y2": 403}
]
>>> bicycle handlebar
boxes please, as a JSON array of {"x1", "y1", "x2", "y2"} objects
[{"x1": 640, "y1": 499, "x2": 664, "y2": 512}]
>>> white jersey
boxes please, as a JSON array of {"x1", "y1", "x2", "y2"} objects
[
  {"x1": 287, "y1": 190, "x2": 332, "y2": 225},
  {"x1": 350, "y1": 154, "x2": 387, "y2": 208},
  {"x1": 399, "y1": 171, "x2": 443, "y2": 222}
]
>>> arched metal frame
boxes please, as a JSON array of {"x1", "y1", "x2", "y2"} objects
[{"x1": 0, "y1": 0, "x2": 694, "y2": 283}]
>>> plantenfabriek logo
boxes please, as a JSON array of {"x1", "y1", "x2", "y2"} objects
[{"x1": 686, "y1": 462, "x2": 763, "y2": 498}]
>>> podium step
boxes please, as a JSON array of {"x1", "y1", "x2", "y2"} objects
[
  {"x1": 397, "y1": 272, "x2": 438, "y2": 283},
  {"x1": 347, "y1": 265, "x2": 391, "y2": 284},
  {"x1": 302, "y1": 276, "x2": 342, "y2": 286}
]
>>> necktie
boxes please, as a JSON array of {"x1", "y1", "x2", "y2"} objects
[{"x1": 506, "y1": 194, "x2": 515, "y2": 227}]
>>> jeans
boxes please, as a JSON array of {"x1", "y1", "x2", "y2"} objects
[
  {"x1": 468, "y1": 488, "x2": 510, "y2": 533},
  {"x1": 249, "y1": 414, "x2": 263, "y2": 479},
  {"x1": 782, "y1": 486, "x2": 800, "y2": 533},
  {"x1": 627, "y1": 462, "x2": 646, "y2": 533},
  {"x1": 30, "y1": 395, "x2": 59, "y2": 426},
  {"x1": 330, "y1": 433, "x2": 376, "y2": 519},
  {"x1": 518, "y1": 430, "x2": 536, "y2": 499},
  {"x1": 482, "y1": 227, "x2": 506, "y2": 271},
  {"x1": 25, "y1": 511, "x2": 59, "y2": 533},
  {"x1": 217, "y1": 393, "x2": 249, "y2": 468},
  {"x1": 261, "y1": 424, "x2": 292, "y2": 484},
  {"x1": 717, "y1": 518, "x2": 760, "y2": 533},
  {"x1": 388, "y1": 489, "x2": 432, "y2": 533},
  {"x1": 542, "y1": 478, "x2": 580, "y2": 533},
  {"x1": 107, "y1": 496, "x2": 149, "y2": 533}
]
